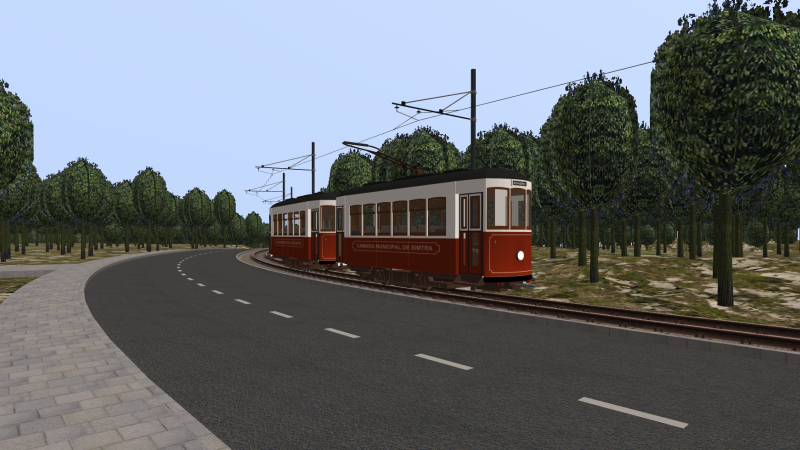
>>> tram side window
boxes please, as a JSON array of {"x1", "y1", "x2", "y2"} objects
[
  {"x1": 336, "y1": 207, "x2": 343, "y2": 232},
  {"x1": 300, "y1": 211, "x2": 306, "y2": 235},
  {"x1": 293, "y1": 212, "x2": 300, "y2": 235},
  {"x1": 378, "y1": 202, "x2": 391, "y2": 236},
  {"x1": 410, "y1": 199, "x2": 426, "y2": 236},
  {"x1": 393, "y1": 201, "x2": 408, "y2": 235},
  {"x1": 311, "y1": 210, "x2": 318, "y2": 232},
  {"x1": 272, "y1": 215, "x2": 277, "y2": 235},
  {"x1": 350, "y1": 205, "x2": 361, "y2": 236},
  {"x1": 428, "y1": 197, "x2": 446, "y2": 236},
  {"x1": 283, "y1": 213, "x2": 288, "y2": 235},
  {"x1": 511, "y1": 189, "x2": 526, "y2": 229},
  {"x1": 363, "y1": 204, "x2": 376, "y2": 235},
  {"x1": 527, "y1": 190, "x2": 532, "y2": 230},
  {"x1": 321, "y1": 206, "x2": 335, "y2": 231},
  {"x1": 488, "y1": 188, "x2": 509, "y2": 229}
]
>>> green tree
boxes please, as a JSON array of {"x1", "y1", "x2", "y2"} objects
[
  {"x1": 213, "y1": 189, "x2": 237, "y2": 248},
  {"x1": 62, "y1": 158, "x2": 109, "y2": 259},
  {"x1": 641, "y1": 225, "x2": 656, "y2": 250},
  {"x1": 328, "y1": 150, "x2": 372, "y2": 192},
  {"x1": 553, "y1": 71, "x2": 637, "y2": 283},
  {"x1": 656, "y1": 4, "x2": 800, "y2": 305},
  {"x1": 114, "y1": 180, "x2": 138, "y2": 252},
  {"x1": 245, "y1": 212, "x2": 262, "y2": 248},
  {"x1": 132, "y1": 167, "x2": 169, "y2": 252},
  {"x1": 0, "y1": 80, "x2": 34, "y2": 193}
]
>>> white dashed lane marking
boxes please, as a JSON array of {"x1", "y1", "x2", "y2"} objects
[
  {"x1": 415, "y1": 354, "x2": 473, "y2": 371},
  {"x1": 235, "y1": 299, "x2": 250, "y2": 305},
  {"x1": 325, "y1": 328, "x2": 360, "y2": 339},
  {"x1": 197, "y1": 283, "x2": 205, "y2": 287},
  {"x1": 578, "y1": 398, "x2": 688, "y2": 429},
  {"x1": 181, "y1": 274, "x2": 186, "y2": 276},
  {"x1": 212, "y1": 290, "x2": 223, "y2": 294},
  {"x1": 270, "y1": 311, "x2": 292, "y2": 318},
  {"x1": 187, "y1": 278, "x2": 193, "y2": 281}
]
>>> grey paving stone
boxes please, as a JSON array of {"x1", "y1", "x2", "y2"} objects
[{"x1": 0, "y1": 252, "x2": 230, "y2": 450}]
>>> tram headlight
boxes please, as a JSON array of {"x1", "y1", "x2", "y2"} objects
[{"x1": 516, "y1": 250, "x2": 524, "y2": 261}]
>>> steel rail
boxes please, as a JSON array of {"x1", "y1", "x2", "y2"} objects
[{"x1": 249, "y1": 250, "x2": 800, "y2": 353}]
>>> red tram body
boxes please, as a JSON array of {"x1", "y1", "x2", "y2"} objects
[{"x1": 269, "y1": 168, "x2": 533, "y2": 291}]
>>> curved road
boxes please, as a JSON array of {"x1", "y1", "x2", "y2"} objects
[{"x1": 85, "y1": 249, "x2": 799, "y2": 449}]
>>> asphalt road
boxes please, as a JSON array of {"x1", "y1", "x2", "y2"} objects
[{"x1": 84, "y1": 248, "x2": 800, "y2": 449}]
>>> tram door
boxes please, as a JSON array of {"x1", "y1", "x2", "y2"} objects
[
  {"x1": 459, "y1": 193, "x2": 482, "y2": 275},
  {"x1": 336, "y1": 207, "x2": 344, "y2": 260},
  {"x1": 311, "y1": 209, "x2": 319, "y2": 259},
  {"x1": 468, "y1": 194, "x2": 483, "y2": 275}
]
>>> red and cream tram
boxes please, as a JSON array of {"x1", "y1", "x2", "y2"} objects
[
  {"x1": 269, "y1": 168, "x2": 533, "y2": 290},
  {"x1": 269, "y1": 192, "x2": 338, "y2": 269}
]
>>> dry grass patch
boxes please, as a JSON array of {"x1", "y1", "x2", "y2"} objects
[{"x1": 508, "y1": 243, "x2": 800, "y2": 328}]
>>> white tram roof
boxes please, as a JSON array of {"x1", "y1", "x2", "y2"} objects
[
  {"x1": 337, "y1": 168, "x2": 528, "y2": 197},
  {"x1": 270, "y1": 192, "x2": 338, "y2": 214}
]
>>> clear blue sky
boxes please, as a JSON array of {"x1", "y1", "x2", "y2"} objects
[{"x1": 2, "y1": 0, "x2": 777, "y2": 222}]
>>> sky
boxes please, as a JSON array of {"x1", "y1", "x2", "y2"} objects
[{"x1": 1, "y1": 0, "x2": 765, "y2": 221}]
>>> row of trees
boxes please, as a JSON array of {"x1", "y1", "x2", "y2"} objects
[
  {"x1": 317, "y1": 0, "x2": 800, "y2": 307},
  {"x1": 0, "y1": 159, "x2": 271, "y2": 261}
]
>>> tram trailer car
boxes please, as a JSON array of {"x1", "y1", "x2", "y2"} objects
[
  {"x1": 269, "y1": 192, "x2": 339, "y2": 270},
  {"x1": 335, "y1": 168, "x2": 533, "y2": 291}
]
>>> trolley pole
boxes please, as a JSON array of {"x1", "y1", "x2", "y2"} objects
[
  {"x1": 290, "y1": 187, "x2": 293, "y2": 199},
  {"x1": 312, "y1": 142, "x2": 315, "y2": 193},
  {"x1": 471, "y1": 69, "x2": 476, "y2": 170},
  {"x1": 282, "y1": 173, "x2": 285, "y2": 201}
]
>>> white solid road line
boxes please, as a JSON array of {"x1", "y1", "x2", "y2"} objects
[
  {"x1": 270, "y1": 311, "x2": 292, "y2": 318},
  {"x1": 415, "y1": 354, "x2": 473, "y2": 370},
  {"x1": 235, "y1": 299, "x2": 250, "y2": 304},
  {"x1": 578, "y1": 397, "x2": 688, "y2": 429},
  {"x1": 197, "y1": 283, "x2": 205, "y2": 287},
  {"x1": 325, "y1": 328, "x2": 360, "y2": 338},
  {"x1": 212, "y1": 290, "x2": 223, "y2": 294}
]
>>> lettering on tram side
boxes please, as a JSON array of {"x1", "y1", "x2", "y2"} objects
[
  {"x1": 274, "y1": 239, "x2": 304, "y2": 247},
  {"x1": 351, "y1": 241, "x2": 441, "y2": 255}
]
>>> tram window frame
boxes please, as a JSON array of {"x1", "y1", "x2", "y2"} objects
[
  {"x1": 393, "y1": 201, "x2": 408, "y2": 236},
  {"x1": 300, "y1": 211, "x2": 306, "y2": 235},
  {"x1": 294, "y1": 212, "x2": 300, "y2": 235},
  {"x1": 321, "y1": 205, "x2": 335, "y2": 232},
  {"x1": 273, "y1": 215, "x2": 278, "y2": 235},
  {"x1": 428, "y1": 197, "x2": 446, "y2": 236},
  {"x1": 378, "y1": 202, "x2": 391, "y2": 236},
  {"x1": 311, "y1": 210, "x2": 318, "y2": 232},
  {"x1": 363, "y1": 204, "x2": 376, "y2": 235},
  {"x1": 487, "y1": 188, "x2": 510, "y2": 230},
  {"x1": 510, "y1": 188, "x2": 526, "y2": 230},
  {"x1": 410, "y1": 199, "x2": 426, "y2": 236},
  {"x1": 350, "y1": 205, "x2": 361, "y2": 236},
  {"x1": 283, "y1": 213, "x2": 288, "y2": 235},
  {"x1": 527, "y1": 190, "x2": 532, "y2": 230},
  {"x1": 336, "y1": 207, "x2": 343, "y2": 232}
]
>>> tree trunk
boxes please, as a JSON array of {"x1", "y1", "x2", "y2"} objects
[
  {"x1": 611, "y1": 220, "x2": 616, "y2": 254},
  {"x1": 21, "y1": 222, "x2": 26, "y2": 255},
  {"x1": 620, "y1": 220, "x2": 628, "y2": 257},
  {"x1": 689, "y1": 204, "x2": 696, "y2": 260},
  {"x1": 60, "y1": 224, "x2": 66, "y2": 255},
  {"x1": 590, "y1": 208, "x2": 599, "y2": 283},
  {"x1": 784, "y1": 222, "x2": 790, "y2": 257},
  {"x1": 663, "y1": 219, "x2": 668, "y2": 253},
  {"x1": 762, "y1": 219, "x2": 768, "y2": 258},
  {"x1": 634, "y1": 214, "x2": 641, "y2": 257},
  {"x1": 578, "y1": 211, "x2": 586, "y2": 266},
  {"x1": 563, "y1": 223, "x2": 568, "y2": 251},
  {"x1": 124, "y1": 224, "x2": 130, "y2": 252},
  {"x1": 156, "y1": 225, "x2": 160, "y2": 251},
  {"x1": 549, "y1": 218, "x2": 556, "y2": 259},
  {"x1": 88, "y1": 224, "x2": 94, "y2": 257},
  {"x1": 717, "y1": 194, "x2": 734, "y2": 307},
  {"x1": 80, "y1": 222, "x2": 86, "y2": 259},
  {"x1": 713, "y1": 202, "x2": 721, "y2": 279},
  {"x1": 777, "y1": 223, "x2": 782, "y2": 255},
  {"x1": 697, "y1": 221, "x2": 703, "y2": 257},
  {"x1": 656, "y1": 218, "x2": 661, "y2": 256},
  {"x1": 677, "y1": 219, "x2": 684, "y2": 258}
]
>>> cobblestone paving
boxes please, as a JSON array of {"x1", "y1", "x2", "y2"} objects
[{"x1": 0, "y1": 251, "x2": 230, "y2": 450}]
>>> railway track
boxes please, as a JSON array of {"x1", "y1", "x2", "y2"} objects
[{"x1": 249, "y1": 250, "x2": 800, "y2": 353}]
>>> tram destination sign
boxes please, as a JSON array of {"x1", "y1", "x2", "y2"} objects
[{"x1": 512, "y1": 180, "x2": 527, "y2": 186}]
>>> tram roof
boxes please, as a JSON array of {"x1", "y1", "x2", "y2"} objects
[
  {"x1": 271, "y1": 192, "x2": 338, "y2": 209},
  {"x1": 338, "y1": 168, "x2": 528, "y2": 197}
]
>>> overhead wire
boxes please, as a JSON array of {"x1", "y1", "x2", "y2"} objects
[{"x1": 255, "y1": 60, "x2": 655, "y2": 198}]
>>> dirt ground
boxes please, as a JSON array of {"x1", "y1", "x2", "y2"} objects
[{"x1": 508, "y1": 241, "x2": 800, "y2": 329}]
